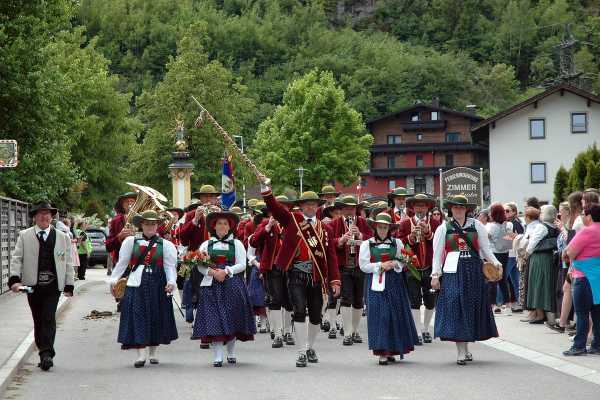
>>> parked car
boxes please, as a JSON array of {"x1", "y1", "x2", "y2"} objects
[{"x1": 86, "y1": 228, "x2": 108, "y2": 268}]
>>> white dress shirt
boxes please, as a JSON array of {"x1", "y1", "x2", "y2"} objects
[{"x1": 34, "y1": 225, "x2": 52, "y2": 241}]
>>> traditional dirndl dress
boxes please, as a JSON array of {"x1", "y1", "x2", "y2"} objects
[
  {"x1": 193, "y1": 240, "x2": 256, "y2": 342},
  {"x1": 361, "y1": 239, "x2": 420, "y2": 357},
  {"x1": 247, "y1": 258, "x2": 267, "y2": 316},
  {"x1": 434, "y1": 220, "x2": 498, "y2": 342},
  {"x1": 118, "y1": 238, "x2": 179, "y2": 349}
]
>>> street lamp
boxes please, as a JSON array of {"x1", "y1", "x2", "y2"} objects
[
  {"x1": 232, "y1": 135, "x2": 246, "y2": 208},
  {"x1": 295, "y1": 166, "x2": 308, "y2": 194}
]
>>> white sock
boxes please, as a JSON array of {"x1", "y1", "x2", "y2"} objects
[
  {"x1": 295, "y1": 322, "x2": 307, "y2": 352},
  {"x1": 341, "y1": 306, "x2": 352, "y2": 337},
  {"x1": 136, "y1": 348, "x2": 147, "y2": 362},
  {"x1": 423, "y1": 308, "x2": 434, "y2": 333},
  {"x1": 213, "y1": 342, "x2": 224, "y2": 362},
  {"x1": 267, "y1": 309, "x2": 272, "y2": 330},
  {"x1": 259, "y1": 315, "x2": 267, "y2": 330},
  {"x1": 465, "y1": 342, "x2": 471, "y2": 355},
  {"x1": 149, "y1": 346, "x2": 158, "y2": 359},
  {"x1": 352, "y1": 308, "x2": 362, "y2": 334},
  {"x1": 271, "y1": 309, "x2": 283, "y2": 338},
  {"x1": 322, "y1": 302, "x2": 329, "y2": 320},
  {"x1": 456, "y1": 342, "x2": 466, "y2": 359},
  {"x1": 284, "y1": 310, "x2": 293, "y2": 334},
  {"x1": 226, "y1": 339, "x2": 236, "y2": 358},
  {"x1": 327, "y1": 308, "x2": 337, "y2": 329},
  {"x1": 308, "y1": 323, "x2": 319, "y2": 350},
  {"x1": 411, "y1": 309, "x2": 422, "y2": 332}
]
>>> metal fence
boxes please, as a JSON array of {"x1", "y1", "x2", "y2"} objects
[{"x1": 0, "y1": 197, "x2": 30, "y2": 294}]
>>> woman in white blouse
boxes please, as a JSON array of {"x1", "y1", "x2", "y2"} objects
[
  {"x1": 109, "y1": 210, "x2": 178, "y2": 368},
  {"x1": 431, "y1": 195, "x2": 501, "y2": 365},
  {"x1": 359, "y1": 213, "x2": 419, "y2": 365},
  {"x1": 192, "y1": 211, "x2": 256, "y2": 367}
]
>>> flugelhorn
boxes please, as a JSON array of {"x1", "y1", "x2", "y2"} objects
[
  {"x1": 124, "y1": 182, "x2": 168, "y2": 229},
  {"x1": 191, "y1": 96, "x2": 271, "y2": 186}
]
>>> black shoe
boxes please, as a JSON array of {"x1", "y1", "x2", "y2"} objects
[
  {"x1": 511, "y1": 307, "x2": 523, "y2": 313},
  {"x1": 284, "y1": 333, "x2": 295, "y2": 346},
  {"x1": 213, "y1": 361, "x2": 223, "y2": 367},
  {"x1": 39, "y1": 356, "x2": 53, "y2": 371},
  {"x1": 422, "y1": 332, "x2": 432, "y2": 344},
  {"x1": 456, "y1": 359, "x2": 467, "y2": 366},
  {"x1": 588, "y1": 347, "x2": 600, "y2": 355},
  {"x1": 227, "y1": 357, "x2": 237, "y2": 364},
  {"x1": 272, "y1": 336, "x2": 284, "y2": 348},
  {"x1": 352, "y1": 332, "x2": 363, "y2": 344},
  {"x1": 296, "y1": 353, "x2": 307, "y2": 367},
  {"x1": 465, "y1": 352, "x2": 473, "y2": 362},
  {"x1": 387, "y1": 356, "x2": 396, "y2": 363},
  {"x1": 343, "y1": 336, "x2": 354, "y2": 346},
  {"x1": 545, "y1": 322, "x2": 565, "y2": 333},
  {"x1": 563, "y1": 347, "x2": 587, "y2": 356},
  {"x1": 378, "y1": 358, "x2": 388, "y2": 366},
  {"x1": 200, "y1": 343, "x2": 210, "y2": 349},
  {"x1": 529, "y1": 318, "x2": 545, "y2": 324},
  {"x1": 328, "y1": 329, "x2": 337, "y2": 339},
  {"x1": 149, "y1": 358, "x2": 159, "y2": 365},
  {"x1": 270, "y1": 331, "x2": 275, "y2": 340},
  {"x1": 321, "y1": 321, "x2": 331, "y2": 332},
  {"x1": 306, "y1": 348, "x2": 318, "y2": 363},
  {"x1": 134, "y1": 360, "x2": 146, "y2": 368},
  {"x1": 415, "y1": 336, "x2": 423, "y2": 346}
]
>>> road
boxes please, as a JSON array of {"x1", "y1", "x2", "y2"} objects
[{"x1": 3, "y1": 279, "x2": 599, "y2": 400}]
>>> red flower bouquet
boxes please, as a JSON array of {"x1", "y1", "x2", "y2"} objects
[{"x1": 179, "y1": 249, "x2": 210, "y2": 279}]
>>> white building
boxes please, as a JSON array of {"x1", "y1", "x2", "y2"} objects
[{"x1": 472, "y1": 84, "x2": 600, "y2": 208}]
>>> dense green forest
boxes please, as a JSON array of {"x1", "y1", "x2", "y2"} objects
[{"x1": 1, "y1": 0, "x2": 599, "y2": 217}]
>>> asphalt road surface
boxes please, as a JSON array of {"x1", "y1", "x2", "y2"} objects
[{"x1": 3, "y1": 280, "x2": 599, "y2": 400}]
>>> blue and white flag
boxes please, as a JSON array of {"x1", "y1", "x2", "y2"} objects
[{"x1": 221, "y1": 154, "x2": 236, "y2": 210}]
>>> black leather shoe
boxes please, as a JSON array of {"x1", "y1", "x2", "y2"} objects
[
  {"x1": 134, "y1": 360, "x2": 146, "y2": 368},
  {"x1": 213, "y1": 361, "x2": 223, "y2": 367},
  {"x1": 415, "y1": 337, "x2": 423, "y2": 346},
  {"x1": 343, "y1": 336, "x2": 354, "y2": 346},
  {"x1": 511, "y1": 307, "x2": 524, "y2": 313},
  {"x1": 306, "y1": 348, "x2": 318, "y2": 363},
  {"x1": 352, "y1": 332, "x2": 363, "y2": 344},
  {"x1": 227, "y1": 357, "x2": 237, "y2": 364},
  {"x1": 272, "y1": 336, "x2": 284, "y2": 348},
  {"x1": 149, "y1": 358, "x2": 159, "y2": 365},
  {"x1": 529, "y1": 319, "x2": 545, "y2": 324},
  {"x1": 200, "y1": 343, "x2": 210, "y2": 349},
  {"x1": 284, "y1": 333, "x2": 295, "y2": 346},
  {"x1": 465, "y1": 352, "x2": 473, "y2": 362},
  {"x1": 422, "y1": 332, "x2": 432, "y2": 343},
  {"x1": 321, "y1": 321, "x2": 331, "y2": 332},
  {"x1": 328, "y1": 329, "x2": 337, "y2": 339},
  {"x1": 39, "y1": 356, "x2": 53, "y2": 371},
  {"x1": 378, "y1": 358, "x2": 388, "y2": 365},
  {"x1": 563, "y1": 347, "x2": 587, "y2": 356},
  {"x1": 456, "y1": 359, "x2": 467, "y2": 366},
  {"x1": 387, "y1": 356, "x2": 396, "y2": 363},
  {"x1": 296, "y1": 353, "x2": 307, "y2": 367}
]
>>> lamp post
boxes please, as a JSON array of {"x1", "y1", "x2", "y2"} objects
[
  {"x1": 295, "y1": 166, "x2": 308, "y2": 194},
  {"x1": 233, "y1": 135, "x2": 246, "y2": 208}
]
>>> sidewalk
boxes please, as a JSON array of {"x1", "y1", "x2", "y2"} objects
[
  {"x1": 485, "y1": 311, "x2": 600, "y2": 384},
  {"x1": 0, "y1": 268, "x2": 107, "y2": 395}
]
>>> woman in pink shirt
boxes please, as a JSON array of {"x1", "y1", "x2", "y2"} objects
[{"x1": 563, "y1": 203, "x2": 600, "y2": 356}]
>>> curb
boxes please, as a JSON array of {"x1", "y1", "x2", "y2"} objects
[{"x1": 0, "y1": 280, "x2": 97, "y2": 397}]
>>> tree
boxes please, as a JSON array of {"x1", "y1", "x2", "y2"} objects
[
  {"x1": 553, "y1": 165, "x2": 569, "y2": 208},
  {"x1": 566, "y1": 144, "x2": 600, "y2": 193},
  {"x1": 251, "y1": 70, "x2": 372, "y2": 192},
  {"x1": 584, "y1": 160, "x2": 600, "y2": 191}
]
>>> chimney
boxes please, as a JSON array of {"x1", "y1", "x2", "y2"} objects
[{"x1": 466, "y1": 104, "x2": 477, "y2": 115}]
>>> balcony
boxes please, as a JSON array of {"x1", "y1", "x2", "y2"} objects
[
  {"x1": 402, "y1": 120, "x2": 447, "y2": 131},
  {"x1": 370, "y1": 142, "x2": 488, "y2": 154},
  {"x1": 364, "y1": 165, "x2": 485, "y2": 177}
]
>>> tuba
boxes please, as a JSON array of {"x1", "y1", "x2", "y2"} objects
[{"x1": 124, "y1": 182, "x2": 169, "y2": 230}]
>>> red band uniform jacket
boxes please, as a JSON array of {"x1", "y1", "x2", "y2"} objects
[{"x1": 330, "y1": 216, "x2": 373, "y2": 267}]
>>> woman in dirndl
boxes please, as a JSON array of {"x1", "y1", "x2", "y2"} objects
[
  {"x1": 193, "y1": 210, "x2": 256, "y2": 367},
  {"x1": 431, "y1": 195, "x2": 502, "y2": 365},
  {"x1": 109, "y1": 210, "x2": 178, "y2": 368},
  {"x1": 359, "y1": 213, "x2": 420, "y2": 365}
]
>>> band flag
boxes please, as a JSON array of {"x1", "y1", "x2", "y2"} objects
[{"x1": 221, "y1": 154, "x2": 236, "y2": 210}]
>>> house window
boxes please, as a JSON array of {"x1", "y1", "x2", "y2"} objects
[
  {"x1": 410, "y1": 112, "x2": 420, "y2": 122},
  {"x1": 431, "y1": 111, "x2": 440, "y2": 121},
  {"x1": 416, "y1": 133, "x2": 423, "y2": 141},
  {"x1": 445, "y1": 154, "x2": 454, "y2": 166},
  {"x1": 360, "y1": 178, "x2": 368, "y2": 187},
  {"x1": 387, "y1": 135, "x2": 402, "y2": 144},
  {"x1": 388, "y1": 180, "x2": 396, "y2": 190},
  {"x1": 416, "y1": 155, "x2": 424, "y2": 167},
  {"x1": 445, "y1": 132, "x2": 460, "y2": 143},
  {"x1": 414, "y1": 177, "x2": 426, "y2": 193},
  {"x1": 530, "y1": 162, "x2": 546, "y2": 183},
  {"x1": 571, "y1": 113, "x2": 587, "y2": 133},
  {"x1": 387, "y1": 156, "x2": 396, "y2": 169},
  {"x1": 529, "y1": 119, "x2": 545, "y2": 139}
]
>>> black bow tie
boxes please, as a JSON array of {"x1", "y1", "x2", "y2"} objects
[{"x1": 306, "y1": 218, "x2": 313, "y2": 224}]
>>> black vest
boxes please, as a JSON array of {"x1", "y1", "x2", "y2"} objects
[{"x1": 37, "y1": 229, "x2": 58, "y2": 290}]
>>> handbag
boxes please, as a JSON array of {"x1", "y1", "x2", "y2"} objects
[{"x1": 113, "y1": 237, "x2": 158, "y2": 299}]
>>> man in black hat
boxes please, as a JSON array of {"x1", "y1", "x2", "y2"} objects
[{"x1": 8, "y1": 201, "x2": 75, "y2": 371}]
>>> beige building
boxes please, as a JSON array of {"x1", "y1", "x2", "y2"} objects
[{"x1": 472, "y1": 84, "x2": 600, "y2": 207}]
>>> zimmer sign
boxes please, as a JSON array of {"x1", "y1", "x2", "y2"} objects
[{"x1": 441, "y1": 167, "x2": 483, "y2": 207}]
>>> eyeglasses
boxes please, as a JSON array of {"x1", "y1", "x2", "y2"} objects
[{"x1": 504, "y1": 209, "x2": 512, "y2": 213}]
